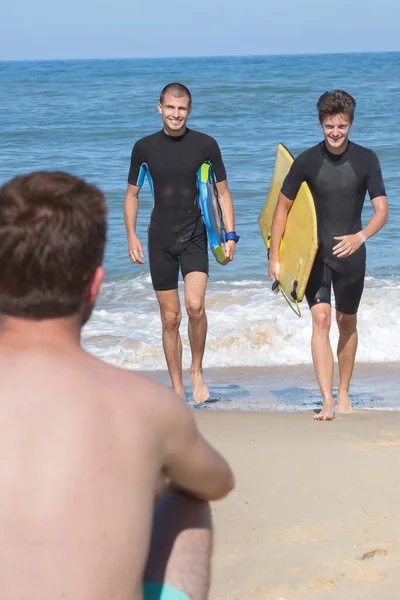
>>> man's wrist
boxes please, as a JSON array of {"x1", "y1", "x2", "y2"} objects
[
  {"x1": 225, "y1": 231, "x2": 240, "y2": 243},
  {"x1": 358, "y1": 231, "x2": 367, "y2": 242}
]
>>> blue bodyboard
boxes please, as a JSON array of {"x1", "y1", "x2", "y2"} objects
[{"x1": 197, "y1": 163, "x2": 227, "y2": 264}]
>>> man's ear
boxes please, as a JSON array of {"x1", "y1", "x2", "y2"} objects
[{"x1": 86, "y1": 266, "x2": 105, "y2": 305}]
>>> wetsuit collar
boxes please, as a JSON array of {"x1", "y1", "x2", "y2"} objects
[
  {"x1": 161, "y1": 127, "x2": 190, "y2": 141},
  {"x1": 322, "y1": 140, "x2": 351, "y2": 163}
]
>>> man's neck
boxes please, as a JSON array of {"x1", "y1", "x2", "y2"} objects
[
  {"x1": 324, "y1": 139, "x2": 349, "y2": 156},
  {"x1": 0, "y1": 315, "x2": 82, "y2": 348},
  {"x1": 163, "y1": 126, "x2": 187, "y2": 138}
]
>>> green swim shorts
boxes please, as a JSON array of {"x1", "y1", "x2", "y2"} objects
[{"x1": 143, "y1": 582, "x2": 189, "y2": 600}]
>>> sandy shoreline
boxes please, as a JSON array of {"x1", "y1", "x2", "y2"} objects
[
  {"x1": 195, "y1": 410, "x2": 400, "y2": 600},
  {"x1": 144, "y1": 362, "x2": 400, "y2": 412}
]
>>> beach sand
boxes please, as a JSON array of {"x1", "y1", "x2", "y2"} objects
[
  {"x1": 144, "y1": 364, "x2": 400, "y2": 597},
  {"x1": 195, "y1": 410, "x2": 400, "y2": 600}
]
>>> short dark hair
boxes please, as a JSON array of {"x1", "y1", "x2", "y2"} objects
[
  {"x1": 160, "y1": 83, "x2": 192, "y2": 106},
  {"x1": 317, "y1": 90, "x2": 356, "y2": 123},
  {"x1": 0, "y1": 171, "x2": 107, "y2": 319}
]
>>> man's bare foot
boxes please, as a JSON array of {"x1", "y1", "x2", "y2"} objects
[
  {"x1": 190, "y1": 369, "x2": 210, "y2": 405},
  {"x1": 173, "y1": 385, "x2": 186, "y2": 400},
  {"x1": 313, "y1": 402, "x2": 335, "y2": 421},
  {"x1": 337, "y1": 388, "x2": 353, "y2": 413}
]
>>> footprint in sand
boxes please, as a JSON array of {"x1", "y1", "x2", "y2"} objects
[{"x1": 359, "y1": 547, "x2": 388, "y2": 560}]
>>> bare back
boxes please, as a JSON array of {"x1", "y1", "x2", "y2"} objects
[
  {"x1": 0, "y1": 340, "x2": 180, "y2": 600},
  {"x1": 0, "y1": 170, "x2": 234, "y2": 600}
]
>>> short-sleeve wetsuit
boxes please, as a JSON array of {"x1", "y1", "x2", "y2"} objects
[
  {"x1": 281, "y1": 141, "x2": 386, "y2": 314},
  {"x1": 128, "y1": 128, "x2": 227, "y2": 291}
]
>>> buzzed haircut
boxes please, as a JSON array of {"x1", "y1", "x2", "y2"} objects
[
  {"x1": 160, "y1": 83, "x2": 192, "y2": 106},
  {"x1": 317, "y1": 90, "x2": 357, "y2": 124},
  {"x1": 0, "y1": 171, "x2": 107, "y2": 320}
]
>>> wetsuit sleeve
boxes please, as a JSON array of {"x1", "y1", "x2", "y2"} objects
[
  {"x1": 207, "y1": 139, "x2": 227, "y2": 182},
  {"x1": 281, "y1": 157, "x2": 307, "y2": 201},
  {"x1": 367, "y1": 151, "x2": 386, "y2": 200},
  {"x1": 127, "y1": 141, "x2": 145, "y2": 186}
]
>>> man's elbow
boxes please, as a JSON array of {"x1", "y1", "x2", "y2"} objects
[
  {"x1": 378, "y1": 206, "x2": 389, "y2": 228},
  {"x1": 383, "y1": 208, "x2": 389, "y2": 226},
  {"x1": 374, "y1": 196, "x2": 389, "y2": 226},
  {"x1": 211, "y1": 467, "x2": 236, "y2": 501},
  {"x1": 218, "y1": 192, "x2": 233, "y2": 209},
  {"x1": 224, "y1": 469, "x2": 236, "y2": 496}
]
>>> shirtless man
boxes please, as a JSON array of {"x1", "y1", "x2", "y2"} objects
[
  {"x1": 269, "y1": 90, "x2": 388, "y2": 420},
  {"x1": 0, "y1": 171, "x2": 235, "y2": 600},
  {"x1": 124, "y1": 83, "x2": 238, "y2": 404}
]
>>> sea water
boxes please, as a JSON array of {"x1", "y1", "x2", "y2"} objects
[{"x1": 1, "y1": 52, "x2": 400, "y2": 376}]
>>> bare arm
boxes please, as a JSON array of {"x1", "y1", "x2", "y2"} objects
[
  {"x1": 124, "y1": 183, "x2": 145, "y2": 264},
  {"x1": 333, "y1": 195, "x2": 388, "y2": 257},
  {"x1": 216, "y1": 179, "x2": 237, "y2": 263},
  {"x1": 363, "y1": 195, "x2": 389, "y2": 238},
  {"x1": 160, "y1": 392, "x2": 235, "y2": 501},
  {"x1": 268, "y1": 192, "x2": 293, "y2": 280}
]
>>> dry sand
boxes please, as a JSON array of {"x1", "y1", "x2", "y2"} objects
[{"x1": 195, "y1": 410, "x2": 400, "y2": 600}]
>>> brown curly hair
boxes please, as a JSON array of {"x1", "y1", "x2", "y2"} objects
[{"x1": 317, "y1": 90, "x2": 356, "y2": 124}]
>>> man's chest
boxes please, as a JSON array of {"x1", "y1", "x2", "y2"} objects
[
  {"x1": 312, "y1": 160, "x2": 363, "y2": 201},
  {"x1": 145, "y1": 142, "x2": 207, "y2": 181}
]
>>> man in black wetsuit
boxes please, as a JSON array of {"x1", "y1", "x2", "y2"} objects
[
  {"x1": 269, "y1": 90, "x2": 388, "y2": 420},
  {"x1": 123, "y1": 83, "x2": 238, "y2": 404}
]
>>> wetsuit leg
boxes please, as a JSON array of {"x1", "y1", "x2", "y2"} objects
[
  {"x1": 305, "y1": 251, "x2": 332, "y2": 309},
  {"x1": 180, "y1": 216, "x2": 209, "y2": 280},
  {"x1": 148, "y1": 227, "x2": 180, "y2": 291},
  {"x1": 331, "y1": 245, "x2": 366, "y2": 315}
]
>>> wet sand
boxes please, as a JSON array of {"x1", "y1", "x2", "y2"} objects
[
  {"x1": 196, "y1": 410, "x2": 400, "y2": 600},
  {"x1": 145, "y1": 362, "x2": 400, "y2": 412}
]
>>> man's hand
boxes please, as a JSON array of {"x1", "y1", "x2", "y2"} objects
[
  {"x1": 268, "y1": 256, "x2": 280, "y2": 281},
  {"x1": 221, "y1": 240, "x2": 236, "y2": 265},
  {"x1": 332, "y1": 232, "x2": 366, "y2": 258},
  {"x1": 128, "y1": 235, "x2": 145, "y2": 264}
]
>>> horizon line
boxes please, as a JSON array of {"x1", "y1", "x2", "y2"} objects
[{"x1": 1, "y1": 49, "x2": 399, "y2": 64}]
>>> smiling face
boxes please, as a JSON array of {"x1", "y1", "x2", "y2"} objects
[
  {"x1": 321, "y1": 113, "x2": 352, "y2": 155},
  {"x1": 158, "y1": 92, "x2": 191, "y2": 137}
]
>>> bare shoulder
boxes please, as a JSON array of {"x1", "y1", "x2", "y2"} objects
[
  {"x1": 84, "y1": 352, "x2": 191, "y2": 424},
  {"x1": 80, "y1": 355, "x2": 234, "y2": 501}
]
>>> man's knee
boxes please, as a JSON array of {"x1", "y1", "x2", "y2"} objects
[
  {"x1": 186, "y1": 298, "x2": 205, "y2": 321},
  {"x1": 161, "y1": 309, "x2": 182, "y2": 331},
  {"x1": 336, "y1": 311, "x2": 357, "y2": 334},
  {"x1": 312, "y1": 306, "x2": 331, "y2": 333},
  {"x1": 155, "y1": 491, "x2": 212, "y2": 531}
]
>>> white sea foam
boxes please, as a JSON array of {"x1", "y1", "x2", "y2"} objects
[{"x1": 82, "y1": 274, "x2": 400, "y2": 370}]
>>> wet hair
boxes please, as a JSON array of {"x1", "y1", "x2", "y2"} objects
[
  {"x1": 159, "y1": 83, "x2": 192, "y2": 107},
  {"x1": 0, "y1": 171, "x2": 107, "y2": 319},
  {"x1": 317, "y1": 90, "x2": 356, "y2": 124}
]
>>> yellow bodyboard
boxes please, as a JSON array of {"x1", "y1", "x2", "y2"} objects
[{"x1": 258, "y1": 144, "x2": 319, "y2": 305}]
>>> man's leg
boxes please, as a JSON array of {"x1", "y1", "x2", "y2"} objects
[
  {"x1": 310, "y1": 303, "x2": 335, "y2": 421},
  {"x1": 336, "y1": 311, "x2": 358, "y2": 413},
  {"x1": 333, "y1": 262, "x2": 365, "y2": 414},
  {"x1": 184, "y1": 272, "x2": 209, "y2": 404},
  {"x1": 155, "y1": 289, "x2": 185, "y2": 397},
  {"x1": 144, "y1": 492, "x2": 212, "y2": 600}
]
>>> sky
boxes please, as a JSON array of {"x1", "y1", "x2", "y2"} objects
[{"x1": 1, "y1": 0, "x2": 400, "y2": 61}]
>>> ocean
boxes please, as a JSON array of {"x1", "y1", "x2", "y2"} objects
[{"x1": 1, "y1": 52, "x2": 400, "y2": 408}]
